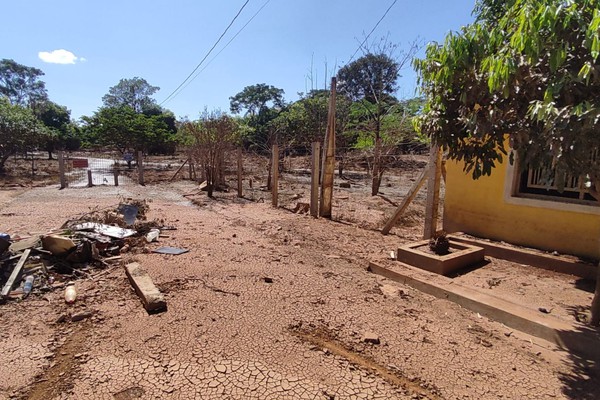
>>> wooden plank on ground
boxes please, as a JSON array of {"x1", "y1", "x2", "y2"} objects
[
  {"x1": 125, "y1": 262, "x2": 167, "y2": 313},
  {"x1": 1, "y1": 249, "x2": 31, "y2": 297},
  {"x1": 381, "y1": 168, "x2": 428, "y2": 235}
]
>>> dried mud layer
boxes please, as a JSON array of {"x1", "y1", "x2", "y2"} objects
[{"x1": 0, "y1": 180, "x2": 598, "y2": 400}]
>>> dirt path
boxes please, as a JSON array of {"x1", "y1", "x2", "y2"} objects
[{"x1": 0, "y1": 182, "x2": 597, "y2": 399}]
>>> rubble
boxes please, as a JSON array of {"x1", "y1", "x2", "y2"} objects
[{"x1": 0, "y1": 199, "x2": 170, "y2": 307}]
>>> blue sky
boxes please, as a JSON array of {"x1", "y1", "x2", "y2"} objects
[{"x1": 1, "y1": 0, "x2": 476, "y2": 120}]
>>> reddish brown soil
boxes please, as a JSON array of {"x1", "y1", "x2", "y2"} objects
[{"x1": 0, "y1": 154, "x2": 598, "y2": 399}]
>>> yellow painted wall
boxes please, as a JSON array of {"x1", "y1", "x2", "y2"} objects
[{"x1": 444, "y1": 159, "x2": 600, "y2": 260}]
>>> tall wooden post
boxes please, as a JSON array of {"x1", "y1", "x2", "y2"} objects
[
  {"x1": 310, "y1": 142, "x2": 321, "y2": 217},
  {"x1": 423, "y1": 146, "x2": 442, "y2": 239},
  {"x1": 319, "y1": 77, "x2": 337, "y2": 218},
  {"x1": 271, "y1": 144, "x2": 279, "y2": 207},
  {"x1": 58, "y1": 151, "x2": 67, "y2": 189},
  {"x1": 87, "y1": 170, "x2": 93, "y2": 187},
  {"x1": 114, "y1": 169, "x2": 119, "y2": 186},
  {"x1": 137, "y1": 151, "x2": 145, "y2": 186},
  {"x1": 237, "y1": 148, "x2": 243, "y2": 198}
]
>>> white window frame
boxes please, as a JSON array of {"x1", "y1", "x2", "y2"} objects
[{"x1": 503, "y1": 157, "x2": 600, "y2": 216}]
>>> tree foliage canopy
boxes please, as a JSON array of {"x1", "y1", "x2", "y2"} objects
[
  {"x1": 0, "y1": 59, "x2": 48, "y2": 107},
  {"x1": 338, "y1": 53, "x2": 399, "y2": 104},
  {"x1": 414, "y1": 0, "x2": 600, "y2": 185},
  {"x1": 102, "y1": 77, "x2": 160, "y2": 113},
  {"x1": 229, "y1": 84, "x2": 285, "y2": 116},
  {"x1": 0, "y1": 98, "x2": 49, "y2": 170}
]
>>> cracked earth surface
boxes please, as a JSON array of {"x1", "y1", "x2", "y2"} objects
[{"x1": 0, "y1": 181, "x2": 597, "y2": 399}]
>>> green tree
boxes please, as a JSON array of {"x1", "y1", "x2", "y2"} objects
[
  {"x1": 414, "y1": 0, "x2": 600, "y2": 324},
  {"x1": 35, "y1": 101, "x2": 80, "y2": 159},
  {"x1": 0, "y1": 59, "x2": 48, "y2": 107},
  {"x1": 88, "y1": 106, "x2": 174, "y2": 154},
  {"x1": 0, "y1": 98, "x2": 49, "y2": 171},
  {"x1": 230, "y1": 84, "x2": 285, "y2": 150},
  {"x1": 102, "y1": 77, "x2": 160, "y2": 113}
]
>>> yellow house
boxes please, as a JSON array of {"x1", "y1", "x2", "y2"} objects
[{"x1": 444, "y1": 153, "x2": 600, "y2": 260}]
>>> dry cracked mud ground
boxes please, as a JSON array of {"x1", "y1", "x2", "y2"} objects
[{"x1": 0, "y1": 180, "x2": 598, "y2": 400}]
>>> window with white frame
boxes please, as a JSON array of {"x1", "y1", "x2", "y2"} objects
[{"x1": 513, "y1": 149, "x2": 598, "y2": 206}]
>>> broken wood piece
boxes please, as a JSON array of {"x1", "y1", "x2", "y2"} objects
[
  {"x1": 381, "y1": 167, "x2": 428, "y2": 235},
  {"x1": 103, "y1": 255, "x2": 122, "y2": 262},
  {"x1": 124, "y1": 262, "x2": 167, "y2": 312},
  {"x1": 1, "y1": 249, "x2": 31, "y2": 297},
  {"x1": 9, "y1": 235, "x2": 41, "y2": 253}
]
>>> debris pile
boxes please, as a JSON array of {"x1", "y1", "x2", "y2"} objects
[{"x1": 0, "y1": 200, "x2": 170, "y2": 302}]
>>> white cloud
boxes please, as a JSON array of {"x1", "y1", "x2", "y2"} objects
[{"x1": 38, "y1": 49, "x2": 83, "y2": 64}]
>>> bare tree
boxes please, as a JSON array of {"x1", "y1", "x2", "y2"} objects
[{"x1": 184, "y1": 111, "x2": 239, "y2": 198}]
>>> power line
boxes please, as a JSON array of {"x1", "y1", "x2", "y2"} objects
[
  {"x1": 168, "y1": 0, "x2": 271, "y2": 102},
  {"x1": 159, "y1": 0, "x2": 251, "y2": 106},
  {"x1": 344, "y1": 0, "x2": 398, "y2": 68}
]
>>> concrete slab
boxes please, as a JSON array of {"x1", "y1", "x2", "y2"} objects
[
  {"x1": 450, "y1": 234, "x2": 597, "y2": 279},
  {"x1": 368, "y1": 260, "x2": 600, "y2": 361},
  {"x1": 125, "y1": 262, "x2": 167, "y2": 313}
]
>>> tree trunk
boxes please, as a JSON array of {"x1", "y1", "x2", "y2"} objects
[
  {"x1": 206, "y1": 165, "x2": 214, "y2": 198},
  {"x1": 371, "y1": 137, "x2": 382, "y2": 196},
  {"x1": 0, "y1": 153, "x2": 13, "y2": 172},
  {"x1": 266, "y1": 160, "x2": 272, "y2": 190},
  {"x1": 591, "y1": 256, "x2": 600, "y2": 326}
]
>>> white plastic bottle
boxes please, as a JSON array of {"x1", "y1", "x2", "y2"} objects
[{"x1": 64, "y1": 285, "x2": 77, "y2": 304}]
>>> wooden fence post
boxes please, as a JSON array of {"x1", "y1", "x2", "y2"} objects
[
  {"x1": 137, "y1": 151, "x2": 145, "y2": 186},
  {"x1": 311, "y1": 142, "x2": 321, "y2": 217},
  {"x1": 58, "y1": 151, "x2": 67, "y2": 189},
  {"x1": 319, "y1": 77, "x2": 337, "y2": 218},
  {"x1": 114, "y1": 169, "x2": 119, "y2": 186},
  {"x1": 237, "y1": 148, "x2": 243, "y2": 198},
  {"x1": 87, "y1": 170, "x2": 93, "y2": 187},
  {"x1": 423, "y1": 146, "x2": 442, "y2": 239},
  {"x1": 271, "y1": 144, "x2": 279, "y2": 207}
]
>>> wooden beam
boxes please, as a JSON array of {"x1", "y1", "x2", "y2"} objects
[
  {"x1": 271, "y1": 144, "x2": 279, "y2": 207},
  {"x1": 319, "y1": 77, "x2": 337, "y2": 218},
  {"x1": 58, "y1": 151, "x2": 67, "y2": 189},
  {"x1": 423, "y1": 146, "x2": 442, "y2": 239},
  {"x1": 310, "y1": 141, "x2": 320, "y2": 217},
  {"x1": 1, "y1": 249, "x2": 31, "y2": 297},
  {"x1": 381, "y1": 168, "x2": 428, "y2": 235},
  {"x1": 137, "y1": 151, "x2": 145, "y2": 186},
  {"x1": 237, "y1": 148, "x2": 243, "y2": 198},
  {"x1": 169, "y1": 159, "x2": 188, "y2": 182}
]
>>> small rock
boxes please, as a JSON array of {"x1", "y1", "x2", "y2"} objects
[
  {"x1": 215, "y1": 364, "x2": 227, "y2": 374},
  {"x1": 339, "y1": 182, "x2": 351, "y2": 188},
  {"x1": 71, "y1": 310, "x2": 93, "y2": 322},
  {"x1": 504, "y1": 331, "x2": 513, "y2": 337},
  {"x1": 538, "y1": 307, "x2": 551, "y2": 314},
  {"x1": 363, "y1": 331, "x2": 380, "y2": 345},
  {"x1": 263, "y1": 277, "x2": 273, "y2": 284}
]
